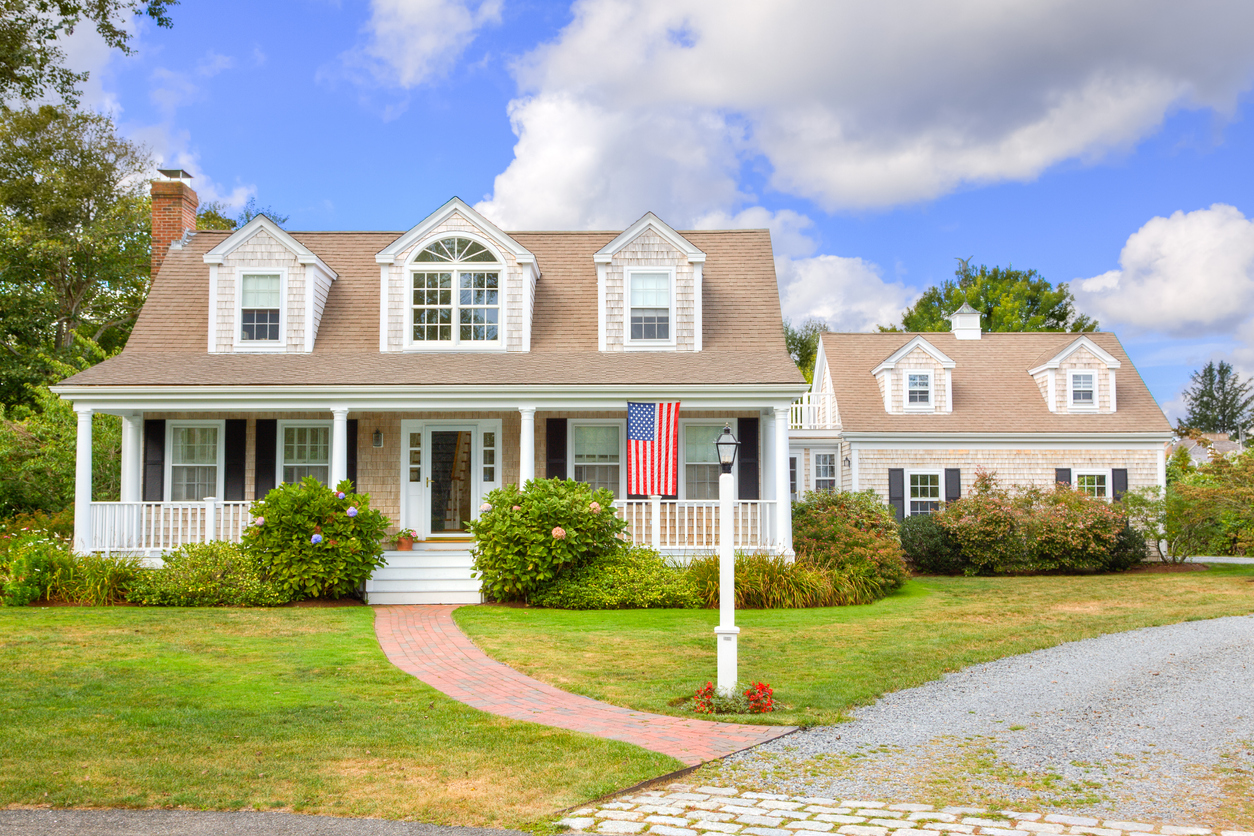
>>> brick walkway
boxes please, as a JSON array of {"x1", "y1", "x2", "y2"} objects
[{"x1": 372, "y1": 605, "x2": 796, "y2": 766}]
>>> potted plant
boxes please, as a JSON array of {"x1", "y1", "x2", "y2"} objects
[{"x1": 393, "y1": 529, "x2": 417, "y2": 551}]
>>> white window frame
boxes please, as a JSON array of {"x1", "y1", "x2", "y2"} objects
[
  {"x1": 1068, "y1": 370, "x2": 1099, "y2": 411},
  {"x1": 679, "y1": 420, "x2": 737, "y2": 500},
  {"x1": 164, "y1": 420, "x2": 226, "y2": 501},
  {"x1": 623, "y1": 267, "x2": 677, "y2": 351},
  {"x1": 906, "y1": 468, "x2": 943, "y2": 516},
  {"x1": 276, "y1": 420, "x2": 333, "y2": 486},
  {"x1": 903, "y1": 369, "x2": 934, "y2": 412},
  {"x1": 567, "y1": 419, "x2": 628, "y2": 498},
  {"x1": 812, "y1": 449, "x2": 840, "y2": 493},
  {"x1": 789, "y1": 454, "x2": 799, "y2": 502},
  {"x1": 403, "y1": 233, "x2": 506, "y2": 352},
  {"x1": 1072, "y1": 467, "x2": 1112, "y2": 500},
  {"x1": 232, "y1": 268, "x2": 287, "y2": 352}
]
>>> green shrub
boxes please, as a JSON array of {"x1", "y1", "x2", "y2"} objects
[
  {"x1": 791, "y1": 490, "x2": 908, "y2": 598},
  {"x1": 466, "y1": 478, "x2": 626, "y2": 603},
  {"x1": 531, "y1": 546, "x2": 700, "y2": 610},
  {"x1": 1, "y1": 530, "x2": 72, "y2": 606},
  {"x1": 241, "y1": 477, "x2": 390, "y2": 600},
  {"x1": 1107, "y1": 522, "x2": 1148, "y2": 572},
  {"x1": 128, "y1": 541, "x2": 293, "y2": 607},
  {"x1": 48, "y1": 552, "x2": 140, "y2": 605},
  {"x1": 900, "y1": 512, "x2": 964, "y2": 574}
]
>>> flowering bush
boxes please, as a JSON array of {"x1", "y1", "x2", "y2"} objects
[
  {"x1": 242, "y1": 477, "x2": 390, "y2": 600},
  {"x1": 691, "y1": 680, "x2": 776, "y2": 714},
  {"x1": 466, "y1": 478, "x2": 626, "y2": 603},
  {"x1": 0, "y1": 528, "x2": 72, "y2": 606},
  {"x1": 744, "y1": 681, "x2": 775, "y2": 713},
  {"x1": 791, "y1": 490, "x2": 908, "y2": 599},
  {"x1": 128, "y1": 541, "x2": 292, "y2": 607}
]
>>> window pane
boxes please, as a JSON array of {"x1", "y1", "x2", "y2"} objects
[
  {"x1": 684, "y1": 426, "x2": 723, "y2": 465},
  {"x1": 1073, "y1": 373, "x2": 1095, "y2": 402},
  {"x1": 630, "y1": 274, "x2": 669, "y2": 307},
  {"x1": 241, "y1": 274, "x2": 281, "y2": 308},
  {"x1": 815, "y1": 454, "x2": 837, "y2": 492},
  {"x1": 685, "y1": 463, "x2": 720, "y2": 499},
  {"x1": 172, "y1": 427, "x2": 218, "y2": 465},
  {"x1": 241, "y1": 309, "x2": 280, "y2": 341},
  {"x1": 574, "y1": 464, "x2": 619, "y2": 497},
  {"x1": 1077, "y1": 474, "x2": 1107, "y2": 497},
  {"x1": 630, "y1": 309, "x2": 669, "y2": 340},
  {"x1": 573, "y1": 426, "x2": 619, "y2": 463},
  {"x1": 909, "y1": 473, "x2": 940, "y2": 515},
  {"x1": 908, "y1": 373, "x2": 930, "y2": 403},
  {"x1": 171, "y1": 466, "x2": 216, "y2": 501},
  {"x1": 283, "y1": 426, "x2": 329, "y2": 466},
  {"x1": 284, "y1": 465, "x2": 330, "y2": 485},
  {"x1": 413, "y1": 272, "x2": 454, "y2": 341}
]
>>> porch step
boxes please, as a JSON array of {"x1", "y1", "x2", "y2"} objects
[
  {"x1": 379, "y1": 552, "x2": 475, "y2": 570},
  {"x1": 365, "y1": 548, "x2": 481, "y2": 604},
  {"x1": 367, "y1": 578, "x2": 481, "y2": 593},
  {"x1": 367, "y1": 590, "x2": 483, "y2": 605}
]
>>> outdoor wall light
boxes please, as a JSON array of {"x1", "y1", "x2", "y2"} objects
[
  {"x1": 714, "y1": 424, "x2": 740, "y2": 474},
  {"x1": 373, "y1": 429, "x2": 384, "y2": 448},
  {"x1": 843, "y1": 456, "x2": 851, "y2": 468}
]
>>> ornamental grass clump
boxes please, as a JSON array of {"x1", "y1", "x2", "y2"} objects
[
  {"x1": 531, "y1": 546, "x2": 700, "y2": 610},
  {"x1": 466, "y1": 478, "x2": 626, "y2": 603},
  {"x1": 241, "y1": 477, "x2": 389, "y2": 600}
]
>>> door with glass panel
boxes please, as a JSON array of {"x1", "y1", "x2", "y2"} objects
[{"x1": 400, "y1": 421, "x2": 500, "y2": 539}]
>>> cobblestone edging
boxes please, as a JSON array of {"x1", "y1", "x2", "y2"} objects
[{"x1": 558, "y1": 785, "x2": 1253, "y2": 836}]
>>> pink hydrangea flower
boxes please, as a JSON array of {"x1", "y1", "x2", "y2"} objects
[
  {"x1": 347, "y1": 506, "x2": 358, "y2": 518},
  {"x1": 512, "y1": 505, "x2": 522, "y2": 511},
  {"x1": 254, "y1": 517, "x2": 264, "y2": 526},
  {"x1": 552, "y1": 526, "x2": 566, "y2": 540},
  {"x1": 588, "y1": 501, "x2": 601, "y2": 513},
  {"x1": 480, "y1": 503, "x2": 492, "y2": 512}
]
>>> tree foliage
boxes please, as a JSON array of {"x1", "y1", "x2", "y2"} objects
[
  {"x1": 888, "y1": 258, "x2": 1097, "y2": 333},
  {"x1": 197, "y1": 197, "x2": 289, "y2": 231},
  {"x1": 782, "y1": 317, "x2": 827, "y2": 383},
  {"x1": 1180, "y1": 360, "x2": 1254, "y2": 436},
  {"x1": 0, "y1": 0, "x2": 176, "y2": 103}
]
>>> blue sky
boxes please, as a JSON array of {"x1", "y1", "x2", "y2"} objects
[{"x1": 68, "y1": 0, "x2": 1254, "y2": 420}]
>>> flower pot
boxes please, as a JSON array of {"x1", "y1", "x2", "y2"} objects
[{"x1": 396, "y1": 536, "x2": 414, "y2": 551}]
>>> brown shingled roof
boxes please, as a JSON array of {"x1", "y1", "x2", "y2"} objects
[
  {"x1": 65, "y1": 228, "x2": 803, "y2": 387},
  {"x1": 824, "y1": 332, "x2": 1171, "y2": 434}
]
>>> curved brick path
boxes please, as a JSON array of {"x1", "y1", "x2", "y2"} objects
[{"x1": 373, "y1": 605, "x2": 796, "y2": 766}]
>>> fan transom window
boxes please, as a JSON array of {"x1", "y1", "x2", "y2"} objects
[{"x1": 409, "y1": 237, "x2": 502, "y2": 346}]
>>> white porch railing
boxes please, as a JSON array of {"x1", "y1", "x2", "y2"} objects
[
  {"x1": 89, "y1": 499, "x2": 253, "y2": 554},
  {"x1": 790, "y1": 391, "x2": 838, "y2": 430},
  {"x1": 612, "y1": 499, "x2": 778, "y2": 552}
]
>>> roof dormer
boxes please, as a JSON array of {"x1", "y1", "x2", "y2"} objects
[
  {"x1": 594, "y1": 212, "x2": 706, "y2": 352},
  {"x1": 203, "y1": 215, "x2": 337, "y2": 354},
  {"x1": 1028, "y1": 336, "x2": 1122, "y2": 414},
  {"x1": 872, "y1": 336, "x2": 956, "y2": 414},
  {"x1": 376, "y1": 198, "x2": 538, "y2": 353}
]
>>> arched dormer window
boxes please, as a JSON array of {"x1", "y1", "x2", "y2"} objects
[{"x1": 409, "y1": 236, "x2": 502, "y2": 347}]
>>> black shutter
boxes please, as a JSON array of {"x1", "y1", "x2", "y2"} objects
[
  {"x1": 346, "y1": 419, "x2": 359, "y2": 491},
  {"x1": 142, "y1": 419, "x2": 165, "y2": 501},
  {"x1": 254, "y1": 419, "x2": 277, "y2": 499},
  {"x1": 944, "y1": 468, "x2": 961, "y2": 504},
  {"x1": 737, "y1": 417, "x2": 760, "y2": 500},
  {"x1": 544, "y1": 417, "x2": 566, "y2": 482},
  {"x1": 1055, "y1": 468, "x2": 1072, "y2": 485},
  {"x1": 1112, "y1": 468, "x2": 1128, "y2": 501},
  {"x1": 888, "y1": 468, "x2": 905, "y2": 521},
  {"x1": 223, "y1": 419, "x2": 246, "y2": 501}
]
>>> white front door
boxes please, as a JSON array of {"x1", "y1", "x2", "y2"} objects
[{"x1": 400, "y1": 419, "x2": 502, "y2": 540}]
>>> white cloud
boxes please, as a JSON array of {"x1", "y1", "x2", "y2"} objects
[
  {"x1": 692, "y1": 207, "x2": 816, "y2": 259},
  {"x1": 337, "y1": 0, "x2": 502, "y2": 91},
  {"x1": 1074, "y1": 204, "x2": 1254, "y2": 337},
  {"x1": 777, "y1": 254, "x2": 918, "y2": 333},
  {"x1": 477, "y1": 0, "x2": 1254, "y2": 227}
]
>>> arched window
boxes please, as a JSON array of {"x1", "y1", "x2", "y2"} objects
[{"x1": 410, "y1": 237, "x2": 502, "y2": 345}]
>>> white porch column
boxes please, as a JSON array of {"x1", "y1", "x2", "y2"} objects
[
  {"x1": 73, "y1": 406, "x2": 93, "y2": 554},
  {"x1": 762, "y1": 409, "x2": 776, "y2": 540},
  {"x1": 120, "y1": 413, "x2": 143, "y2": 503},
  {"x1": 518, "y1": 407, "x2": 536, "y2": 485},
  {"x1": 331, "y1": 407, "x2": 349, "y2": 487},
  {"x1": 773, "y1": 405, "x2": 793, "y2": 555}
]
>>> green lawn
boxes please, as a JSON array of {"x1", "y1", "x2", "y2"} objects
[
  {"x1": 454, "y1": 565, "x2": 1254, "y2": 727},
  {"x1": 0, "y1": 607, "x2": 678, "y2": 827}
]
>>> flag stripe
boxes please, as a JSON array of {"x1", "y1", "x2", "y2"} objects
[{"x1": 627, "y1": 401, "x2": 680, "y2": 496}]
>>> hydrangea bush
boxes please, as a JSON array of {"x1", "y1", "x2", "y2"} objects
[
  {"x1": 128, "y1": 541, "x2": 292, "y2": 607},
  {"x1": 465, "y1": 478, "x2": 626, "y2": 603},
  {"x1": 242, "y1": 477, "x2": 389, "y2": 600}
]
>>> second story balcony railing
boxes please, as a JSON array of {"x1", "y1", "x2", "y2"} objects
[{"x1": 790, "y1": 391, "x2": 838, "y2": 430}]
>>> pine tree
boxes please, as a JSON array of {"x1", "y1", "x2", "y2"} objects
[{"x1": 1181, "y1": 361, "x2": 1254, "y2": 437}]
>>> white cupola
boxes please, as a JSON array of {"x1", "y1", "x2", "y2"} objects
[{"x1": 949, "y1": 302, "x2": 982, "y2": 340}]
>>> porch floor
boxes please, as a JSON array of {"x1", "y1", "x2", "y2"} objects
[{"x1": 372, "y1": 605, "x2": 796, "y2": 765}]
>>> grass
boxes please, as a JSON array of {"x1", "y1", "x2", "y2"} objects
[
  {"x1": 0, "y1": 606, "x2": 678, "y2": 827},
  {"x1": 454, "y1": 565, "x2": 1254, "y2": 727}
]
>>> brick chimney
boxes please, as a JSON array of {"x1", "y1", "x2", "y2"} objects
[{"x1": 151, "y1": 169, "x2": 199, "y2": 276}]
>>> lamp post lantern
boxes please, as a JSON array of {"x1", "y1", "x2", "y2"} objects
[{"x1": 714, "y1": 424, "x2": 740, "y2": 695}]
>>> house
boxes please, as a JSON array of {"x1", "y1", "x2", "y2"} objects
[
  {"x1": 52, "y1": 173, "x2": 807, "y2": 602},
  {"x1": 1167, "y1": 433, "x2": 1246, "y2": 466},
  {"x1": 788, "y1": 304, "x2": 1173, "y2": 516}
]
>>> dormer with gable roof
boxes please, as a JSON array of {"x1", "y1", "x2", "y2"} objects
[
  {"x1": 375, "y1": 198, "x2": 539, "y2": 353},
  {"x1": 203, "y1": 215, "x2": 338, "y2": 354},
  {"x1": 1028, "y1": 335, "x2": 1122, "y2": 414},
  {"x1": 594, "y1": 212, "x2": 705, "y2": 352},
  {"x1": 872, "y1": 336, "x2": 956, "y2": 414}
]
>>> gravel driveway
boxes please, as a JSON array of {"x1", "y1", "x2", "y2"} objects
[{"x1": 712, "y1": 614, "x2": 1254, "y2": 827}]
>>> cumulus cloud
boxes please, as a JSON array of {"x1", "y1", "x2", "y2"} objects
[
  {"x1": 777, "y1": 254, "x2": 918, "y2": 333},
  {"x1": 1074, "y1": 204, "x2": 1254, "y2": 337},
  {"x1": 337, "y1": 0, "x2": 502, "y2": 91},
  {"x1": 475, "y1": 0, "x2": 1254, "y2": 227}
]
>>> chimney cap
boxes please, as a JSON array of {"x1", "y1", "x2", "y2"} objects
[{"x1": 157, "y1": 168, "x2": 193, "y2": 181}]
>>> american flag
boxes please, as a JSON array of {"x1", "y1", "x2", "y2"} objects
[{"x1": 627, "y1": 401, "x2": 681, "y2": 497}]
